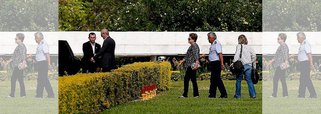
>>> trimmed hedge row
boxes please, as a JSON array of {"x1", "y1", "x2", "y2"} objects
[{"x1": 59, "y1": 62, "x2": 171, "y2": 114}]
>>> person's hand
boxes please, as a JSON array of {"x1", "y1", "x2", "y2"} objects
[
  {"x1": 310, "y1": 64, "x2": 315, "y2": 71},
  {"x1": 48, "y1": 64, "x2": 52, "y2": 70},
  {"x1": 6, "y1": 59, "x2": 12, "y2": 64},
  {"x1": 90, "y1": 57, "x2": 95, "y2": 63},
  {"x1": 269, "y1": 59, "x2": 274, "y2": 65},
  {"x1": 195, "y1": 60, "x2": 200, "y2": 65},
  {"x1": 221, "y1": 64, "x2": 225, "y2": 70},
  {"x1": 179, "y1": 60, "x2": 184, "y2": 65}
]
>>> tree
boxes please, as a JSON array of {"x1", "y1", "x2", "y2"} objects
[
  {"x1": 59, "y1": 0, "x2": 262, "y2": 31},
  {"x1": 0, "y1": 0, "x2": 58, "y2": 31},
  {"x1": 263, "y1": 0, "x2": 321, "y2": 31}
]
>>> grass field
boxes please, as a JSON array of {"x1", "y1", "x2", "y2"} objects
[
  {"x1": 103, "y1": 80, "x2": 262, "y2": 114},
  {"x1": 263, "y1": 80, "x2": 321, "y2": 114},
  {"x1": 0, "y1": 80, "x2": 58, "y2": 114}
]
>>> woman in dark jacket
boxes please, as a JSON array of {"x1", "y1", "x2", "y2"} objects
[
  {"x1": 179, "y1": 33, "x2": 200, "y2": 98},
  {"x1": 8, "y1": 33, "x2": 27, "y2": 97},
  {"x1": 270, "y1": 33, "x2": 289, "y2": 98}
]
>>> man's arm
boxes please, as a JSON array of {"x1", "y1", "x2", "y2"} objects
[
  {"x1": 94, "y1": 40, "x2": 107, "y2": 60},
  {"x1": 219, "y1": 53, "x2": 224, "y2": 69},
  {"x1": 82, "y1": 43, "x2": 88, "y2": 58},
  {"x1": 46, "y1": 53, "x2": 51, "y2": 67},
  {"x1": 308, "y1": 53, "x2": 314, "y2": 69},
  {"x1": 217, "y1": 43, "x2": 224, "y2": 69}
]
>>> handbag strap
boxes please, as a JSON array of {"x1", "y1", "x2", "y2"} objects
[{"x1": 239, "y1": 44, "x2": 243, "y2": 59}]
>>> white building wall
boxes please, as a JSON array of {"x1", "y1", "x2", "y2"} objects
[{"x1": 6, "y1": 32, "x2": 312, "y2": 56}]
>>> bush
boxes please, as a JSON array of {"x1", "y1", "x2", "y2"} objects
[
  {"x1": 198, "y1": 72, "x2": 211, "y2": 80},
  {"x1": 171, "y1": 71, "x2": 183, "y2": 81},
  {"x1": 58, "y1": 62, "x2": 171, "y2": 114}
]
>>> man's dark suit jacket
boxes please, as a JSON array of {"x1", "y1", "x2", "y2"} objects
[
  {"x1": 94, "y1": 37, "x2": 116, "y2": 70},
  {"x1": 82, "y1": 41, "x2": 101, "y2": 71}
]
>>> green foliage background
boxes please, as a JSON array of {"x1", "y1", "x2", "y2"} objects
[
  {"x1": 59, "y1": 0, "x2": 262, "y2": 31},
  {"x1": 0, "y1": 0, "x2": 58, "y2": 31},
  {"x1": 263, "y1": 0, "x2": 321, "y2": 31}
]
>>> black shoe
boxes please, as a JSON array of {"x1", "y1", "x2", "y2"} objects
[
  {"x1": 250, "y1": 96, "x2": 256, "y2": 99},
  {"x1": 309, "y1": 96, "x2": 317, "y2": 98},
  {"x1": 234, "y1": 95, "x2": 240, "y2": 99},
  {"x1": 47, "y1": 96, "x2": 55, "y2": 98},
  {"x1": 297, "y1": 95, "x2": 305, "y2": 98},
  {"x1": 35, "y1": 96, "x2": 43, "y2": 98},
  {"x1": 219, "y1": 95, "x2": 228, "y2": 98},
  {"x1": 208, "y1": 95, "x2": 216, "y2": 99}
]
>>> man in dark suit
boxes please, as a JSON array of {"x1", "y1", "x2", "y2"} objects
[
  {"x1": 92, "y1": 29, "x2": 116, "y2": 72},
  {"x1": 82, "y1": 32, "x2": 101, "y2": 73}
]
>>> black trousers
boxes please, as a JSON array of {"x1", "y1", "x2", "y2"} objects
[
  {"x1": 182, "y1": 67, "x2": 199, "y2": 97},
  {"x1": 10, "y1": 67, "x2": 26, "y2": 97},
  {"x1": 209, "y1": 61, "x2": 227, "y2": 97},
  {"x1": 272, "y1": 67, "x2": 288, "y2": 97},
  {"x1": 102, "y1": 67, "x2": 112, "y2": 72},
  {"x1": 36, "y1": 61, "x2": 54, "y2": 98},
  {"x1": 298, "y1": 61, "x2": 317, "y2": 97},
  {"x1": 82, "y1": 61, "x2": 98, "y2": 73}
]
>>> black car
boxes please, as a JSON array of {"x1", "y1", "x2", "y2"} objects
[{"x1": 58, "y1": 40, "x2": 81, "y2": 76}]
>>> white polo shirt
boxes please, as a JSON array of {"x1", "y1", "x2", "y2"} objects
[
  {"x1": 298, "y1": 40, "x2": 311, "y2": 62},
  {"x1": 209, "y1": 40, "x2": 222, "y2": 62},
  {"x1": 35, "y1": 40, "x2": 49, "y2": 62}
]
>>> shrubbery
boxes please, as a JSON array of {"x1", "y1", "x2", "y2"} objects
[{"x1": 59, "y1": 62, "x2": 171, "y2": 113}]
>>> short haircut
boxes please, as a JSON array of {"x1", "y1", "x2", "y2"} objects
[
  {"x1": 297, "y1": 32, "x2": 306, "y2": 39},
  {"x1": 16, "y1": 33, "x2": 25, "y2": 42},
  {"x1": 189, "y1": 33, "x2": 198, "y2": 42},
  {"x1": 207, "y1": 32, "x2": 216, "y2": 38},
  {"x1": 88, "y1": 32, "x2": 96, "y2": 37},
  {"x1": 278, "y1": 33, "x2": 287, "y2": 42},
  {"x1": 34, "y1": 32, "x2": 44, "y2": 39},
  {"x1": 238, "y1": 34, "x2": 248, "y2": 45}
]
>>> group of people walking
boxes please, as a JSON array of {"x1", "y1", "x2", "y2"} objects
[
  {"x1": 8, "y1": 32, "x2": 54, "y2": 98},
  {"x1": 179, "y1": 32, "x2": 257, "y2": 99},
  {"x1": 270, "y1": 32, "x2": 317, "y2": 98},
  {"x1": 179, "y1": 31, "x2": 317, "y2": 99}
]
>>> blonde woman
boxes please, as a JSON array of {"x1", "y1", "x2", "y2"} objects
[{"x1": 233, "y1": 34, "x2": 256, "y2": 99}]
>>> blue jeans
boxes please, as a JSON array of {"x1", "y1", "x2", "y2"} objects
[{"x1": 235, "y1": 64, "x2": 256, "y2": 98}]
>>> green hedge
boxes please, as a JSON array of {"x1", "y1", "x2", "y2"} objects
[{"x1": 59, "y1": 62, "x2": 171, "y2": 113}]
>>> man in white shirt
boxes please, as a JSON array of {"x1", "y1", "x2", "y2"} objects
[
  {"x1": 207, "y1": 32, "x2": 227, "y2": 98},
  {"x1": 296, "y1": 32, "x2": 317, "y2": 98},
  {"x1": 34, "y1": 32, "x2": 54, "y2": 98}
]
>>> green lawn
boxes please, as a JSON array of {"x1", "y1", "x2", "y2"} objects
[
  {"x1": 263, "y1": 80, "x2": 321, "y2": 114},
  {"x1": 0, "y1": 80, "x2": 58, "y2": 114},
  {"x1": 103, "y1": 80, "x2": 262, "y2": 114}
]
